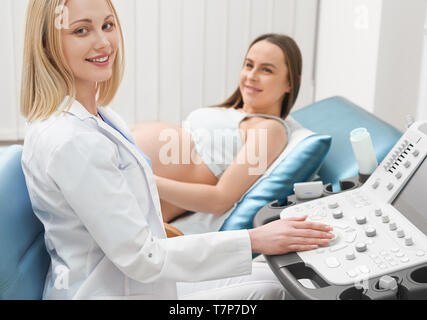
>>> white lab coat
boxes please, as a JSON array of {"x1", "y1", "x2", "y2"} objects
[{"x1": 21, "y1": 98, "x2": 252, "y2": 300}]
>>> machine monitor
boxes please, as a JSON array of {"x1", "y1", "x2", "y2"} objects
[{"x1": 392, "y1": 157, "x2": 427, "y2": 236}]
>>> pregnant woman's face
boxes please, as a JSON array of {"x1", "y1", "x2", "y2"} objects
[{"x1": 239, "y1": 40, "x2": 290, "y2": 115}]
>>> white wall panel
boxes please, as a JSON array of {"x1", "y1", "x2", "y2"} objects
[
  {"x1": 12, "y1": 0, "x2": 29, "y2": 139},
  {"x1": 181, "y1": 0, "x2": 205, "y2": 119},
  {"x1": 110, "y1": 0, "x2": 137, "y2": 125},
  {"x1": 135, "y1": 0, "x2": 160, "y2": 123},
  {"x1": 0, "y1": 0, "x2": 19, "y2": 140},
  {"x1": 1, "y1": 0, "x2": 319, "y2": 140}
]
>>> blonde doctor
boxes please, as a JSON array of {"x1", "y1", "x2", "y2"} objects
[{"x1": 20, "y1": 0, "x2": 334, "y2": 300}]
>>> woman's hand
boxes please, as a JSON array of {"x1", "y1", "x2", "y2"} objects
[{"x1": 248, "y1": 216, "x2": 334, "y2": 255}]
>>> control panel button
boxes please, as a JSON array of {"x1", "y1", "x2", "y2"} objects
[
  {"x1": 325, "y1": 257, "x2": 341, "y2": 268},
  {"x1": 328, "y1": 202, "x2": 339, "y2": 209},
  {"x1": 345, "y1": 231, "x2": 357, "y2": 243},
  {"x1": 371, "y1": 180, "x2": 380, "y2": 189},
  {"x1": 389, "y1": 222, "x2": 397, "y2": 231},
  {"x1": 365, "y1": 227, "x2": 377, "y2": 237},
  {"x1": 332, "y1": 209, "x2": 343, "y2": 219},
  {"x1": 374, "y1": 208, "x2": 383, "y2": 216},
  {"x1": 396, "y1": 228, "x2": 405, "y2": 238},
  {"x1": 386, "y1": 183, "x2": 394, "y2": 191},
  {"x1": 404, "y1": 236, "x2": 413, "y2": 246},
  {"x1": 404, "y1": 161, "x2": 411, "y2": 169},
  {"x1": 395, "y1": 172, "x2": 402, "y2": 179},
  {"x1": 382, "y1": 215, "x2": 390, "y2": 223},
  {"x1": 345, "y1": 251, "x2": 356, "y2": 260},
  {"x1": 346, "y1": 270, "x2": 358, "y2": 278},
  {"x1": 413, "y1": 149, "x2": 420, "y2": 157},
  {"x1": 358, "y1": 265, "x2": 370, "y2": 274},
  {"x1": 416, "y1": 250, "x2": 425, "y2": 257},
  {"x1": 355, "y1": 243, "x2": 368, "y2": 253},
  {"x1": 356, "y1": 216, "x2": 367, "y2": 225}
]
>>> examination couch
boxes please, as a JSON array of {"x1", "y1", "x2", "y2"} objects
[{"x1": 0, "y1": 96, "x2": 402, "y2": 299}]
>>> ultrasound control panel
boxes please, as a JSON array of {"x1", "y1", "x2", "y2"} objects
[{"x1": 280, "y1": 121, "x2": 427, "y2": 286}]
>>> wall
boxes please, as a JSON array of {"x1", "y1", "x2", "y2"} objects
[
  {"x1": 0, "y1": 0, "x2": 319, "y2": 141},
  {"x1": 315, "y1": 0, "x2": 427, "y2": 131},
  {"x1": 374, "y1": 0, "x2": 426, "y2": 131},
  {"x1": 315, "y1": 0, "x2": 383, "y2": 113}
]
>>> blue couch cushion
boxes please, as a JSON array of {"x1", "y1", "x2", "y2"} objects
[
  {"x1": 292, "y1": 97, "x2": 402, "y2": 190},
  {"x1": 220, "y1": 134, "x2": 331, "y2": 231},
  {"x1": 0, "y1": 145, "x2": 49, "y2": 300}
]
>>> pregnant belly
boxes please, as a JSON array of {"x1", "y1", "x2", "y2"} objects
[{"x1": 131, "y1": 122, "x2": 218, "y2": 185}]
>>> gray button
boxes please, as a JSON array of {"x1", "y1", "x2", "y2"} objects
[
  {"x1": 413, "y1": 150, "x2": 420, "y2": 157},
  {"x1": 387, "y1": 183, "x2": 394, "y2": 191},
  {"x1": 148, "y1": 253, "x2": 153, "y2": 258},
  {"x1": 328, "y1": 202, "x2": 339, "y2": 209},
  {"x1": 365, "y1": 227, "x2": 376, "y2": 237},
  {"x1": 396, "y1": 228, "x2": 405, "y2": 238},
  {"x1": 389, "y1": 222, "x2": 397, "y2": 231},
  {"x1": 356, "y1": 243, "x2": 368, "y2": 252},
  {"x1": 404, "y1": 236, "x2": 413, "y2": 246},
  {"x1": 375, "y1": 208, "x2": 383, "y2": 216},
  {"x1": 382, "y1": 215, "x2": 390, "y2": 223},
  {"x1": 332, "y1": 209, "x2": 343, "y2": 219},
  {"x1": 395, "y1": 172, "x2": 402, "y2": 179},
  {"x1": 356, "y1": 216, "x2": 367, "y2": 225},
  {"x1": 404, "y1": 161, "x2": 411, "y2": 168},
  {"x1": 345, "y1": 251, "x2": 356, "y2": 260},
  {"x1": 371, "y1": 180, "x2": 380, "y2": 189}
]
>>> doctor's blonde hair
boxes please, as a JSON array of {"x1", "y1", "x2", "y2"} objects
[{"x1": 21, "y1": 0, "x2": 125, "y2": 122}]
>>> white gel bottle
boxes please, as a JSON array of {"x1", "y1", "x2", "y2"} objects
[{"x1": 350, "y1": 128, "x2": 378, "y2": 182}]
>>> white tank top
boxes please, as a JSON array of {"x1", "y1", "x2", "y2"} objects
[{"x1": 182, "y1": 107, "x2": 294, "y2": 178}]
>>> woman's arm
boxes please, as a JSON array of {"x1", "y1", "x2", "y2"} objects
[{"x1": 155, "y1": 119, "x2": 288, "y2": 215}]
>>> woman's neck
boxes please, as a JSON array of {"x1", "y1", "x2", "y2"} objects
[
  {"x1": 75, "y1": 80, "x2": 98, "y2": 115},
  {"x1": 242, "y1": 103, "x2": 282, "y2": 117}
]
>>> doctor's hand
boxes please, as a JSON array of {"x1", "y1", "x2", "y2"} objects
[{"x1": 248, "y1": 216, "x2": 334, "y2": 255}]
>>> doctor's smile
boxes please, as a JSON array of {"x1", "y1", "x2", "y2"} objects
[{"x1": 85, "y1": 54, "x2": 111, "y2": 67}]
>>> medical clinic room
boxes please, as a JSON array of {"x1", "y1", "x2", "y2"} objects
[{"x1": 1, "y1": 0, "x2": 427, "y2": 306}]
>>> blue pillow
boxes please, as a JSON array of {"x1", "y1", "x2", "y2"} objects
[{"x1": 220, "y1": 134, "x2": 332, "y2": 231}]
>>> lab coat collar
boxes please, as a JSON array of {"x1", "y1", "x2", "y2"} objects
[{"x1": 61, "y1": 96, "x2": 97, "y2": 121}]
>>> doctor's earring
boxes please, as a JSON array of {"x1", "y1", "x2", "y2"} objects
[{"x1": 54, "y1": 265, "x2": 70, "y2": 290}]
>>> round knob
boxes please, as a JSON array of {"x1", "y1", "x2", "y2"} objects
[
  {"x1": 365, "y1": 227, "x2": 377, "y2": 237},
  {"x1": 375, "y1": 208, "x2": 383, "y2": 216},
  {"x1": 332, "y1": 209, "x2": 343, "y2": 219},
  {"x1": 345, "y1": 251, "x2": 356, "y2": 260},
  {"x1": 389, "y1": 222, "x2": 397, "y2": 231},
  {"x1": 396, "y1": 228, "x2": 405, "y2": 238},
  {"x1": 356, "y1": 243, "x2": 368, "y2": 253},
  {"x1": 404, "y1": 236, "x2": 413, "y2": 246},
  {"x1": 382, "y1": 215, "x2": 390, "y2": 223},
  {"x1": 356, "y1": 216, "x2": 367, "y2": 225},
  {"x1": 328, "y1": 202, "x2": 339, "y2": 209}
]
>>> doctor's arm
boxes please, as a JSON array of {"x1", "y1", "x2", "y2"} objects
[
  {"x1": 155, "y1": 120, "x2": 287, "y2": 215},
  {"x1": 46, "y1": 134, "x2": 255, "y2": 282}
]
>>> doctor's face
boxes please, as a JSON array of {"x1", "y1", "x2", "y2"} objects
[
  {"x1": 239, "y1": 40, "x2": 291, "y2": 115},
  {"x1": 61, "y1": 0, "x2": 119, "y2": 86}
]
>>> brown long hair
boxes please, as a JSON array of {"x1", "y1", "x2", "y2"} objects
[{"x1": 217, "y1": 33, "x2": 302, "y2": 119}]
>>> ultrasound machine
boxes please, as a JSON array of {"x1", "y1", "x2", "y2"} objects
[{"x1": 254, "y1": 121, "x2": 427, "y2": 300}]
